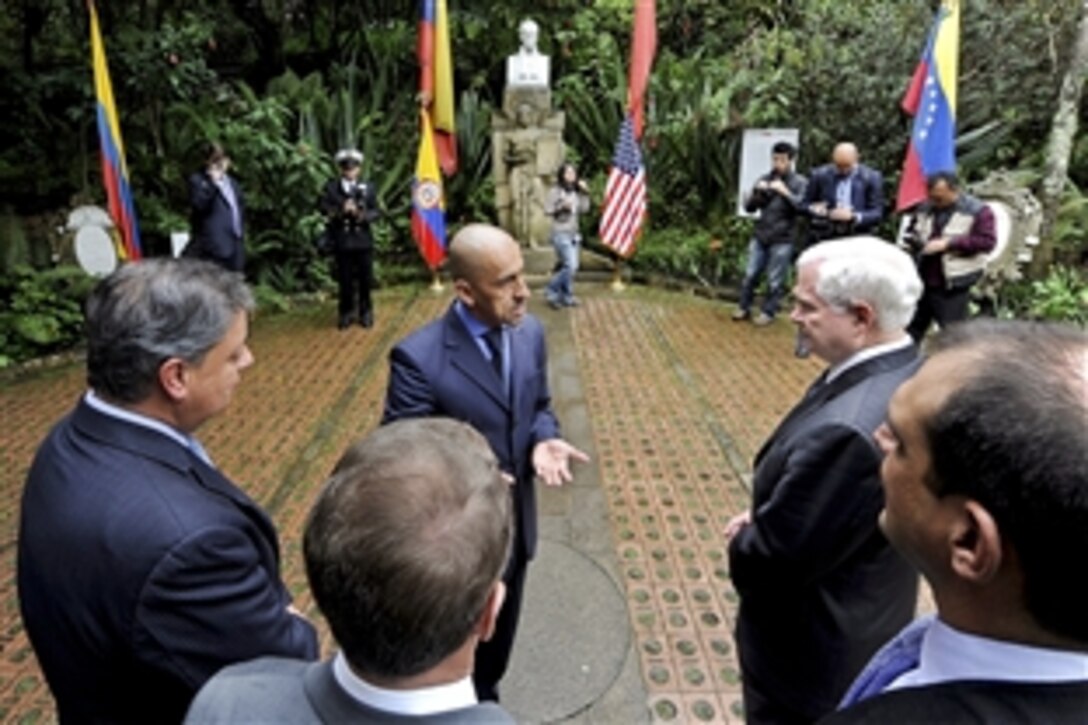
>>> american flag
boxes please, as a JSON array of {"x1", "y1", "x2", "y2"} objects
[{"x1": 599, "y1": 114, "x2": 647, "y2": 258}]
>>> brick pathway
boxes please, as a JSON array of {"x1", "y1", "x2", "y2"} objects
[{"x1": 0, "y1": 282, "x2": 884, "y2": 723}]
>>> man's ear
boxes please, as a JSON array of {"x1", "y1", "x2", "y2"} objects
[
  {"x1": 453, "y1": 278, "x2": 475, "y2": 308},
  {"x1": 949, "y1": 499, "x2": 1003, "y2": 584},
  {"x1": 476, "y1": 581, "x2": 507, "y2": 643},
  {"x1": 852, "y1": 300, "x2": 876, "y2": 330},
  {"x1": 158, "y1": 357, "x2": 189, "y2": 403}
]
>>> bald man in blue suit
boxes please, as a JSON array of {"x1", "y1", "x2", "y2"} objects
[{"x1": 382, "y1": 223, "x2": 589, "y2": 702}]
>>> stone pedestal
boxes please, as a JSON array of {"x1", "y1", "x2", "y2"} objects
[{"x1": 492, "y1": 86, "x2": 565, "y2": 248}]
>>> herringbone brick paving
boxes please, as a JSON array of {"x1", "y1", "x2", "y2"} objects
[{"x1": 0, "y1": 282, "x2": 904, "y2": 723}]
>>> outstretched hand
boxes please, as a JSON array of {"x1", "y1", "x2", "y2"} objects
[{"x1": 532, "y1": 438, "x2": 591, "y2": 487}]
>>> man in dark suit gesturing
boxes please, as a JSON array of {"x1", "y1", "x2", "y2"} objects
[
  {"x1": 382, "y1": 223, "x2": 589, "y2": 702},
  {"x1": 18, "y1": 259, "x2": 317, "y2": 723},
  {"x1": 725, "y1": 237, "x2": 923, "y2": 723}
]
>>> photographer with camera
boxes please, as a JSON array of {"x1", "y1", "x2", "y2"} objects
[
  {"x1": 543, "y1": 162, "x2": 590, "y2": 309},
  {"x1": 901, "y1": 171, "x2": 995, "y2": 343},
  {"x1": 319, "y1": 148, "x2": 381, "y2": 330}
]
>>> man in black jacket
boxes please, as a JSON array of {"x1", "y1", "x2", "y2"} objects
[
  {"x1": 825, "y1": 320, "x2": 1088, "y2": 723},
  {"x1": 319, "y1": 148, "x2": 380, "y2": 329},
  {"x1": 733, "y1": 141, "x2": 807, "y2": 325}
]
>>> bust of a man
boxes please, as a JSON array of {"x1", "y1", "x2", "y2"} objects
[{"x1": 506, "y1": 18, "x2": 550, "y2": 88}]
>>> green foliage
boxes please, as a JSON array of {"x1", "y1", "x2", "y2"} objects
[
  {"x1": 1028, "y1": 265, "x2": 1088, "y2": 324},
  {"x1": 1049, "y1": 183, "x2": 1088, "y2": 265},
  {"x1": 625, "y1": 217, "x2": 750, "y2": 289},
  {"x1": 0, "y1": 266, "x2": 96, "y2": 367}
]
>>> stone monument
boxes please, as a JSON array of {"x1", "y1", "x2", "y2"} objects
[{"x1": 493, "y1": 18, "x2": 565, "y2": 247}]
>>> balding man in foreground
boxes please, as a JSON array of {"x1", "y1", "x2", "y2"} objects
[
  {"x1": 725, "y1": 237, "x2": 921, "y2": 723},
  {"x1": 187, "y1": 419, "x2": 516, "y2": 723},
  {"x1": 824, "y1": 320, "x2": 1088, "y2": 722},
  {"x1": 382, "y1": 223, "x2": 589, "y2": 702}
]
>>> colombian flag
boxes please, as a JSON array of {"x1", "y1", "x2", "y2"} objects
[
  {"x1": 896, "y1": 0, "x2": 959, "y2": 212},
  {"x1": 89, "y1": 1, "x2": 142, "y2": 260},
  {"x1": 411, "y1": 110, "x2": 446, "y2": 269},
  {"x1": 418, "y1": 0, "x2": 457, "y2": 175}
]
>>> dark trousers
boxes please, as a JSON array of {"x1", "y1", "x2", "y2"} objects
[
  {"x1": 907, "y1": 285, "x2": 970, "y2": 342},
  {"x1": 335, "y1": 247, "x2": 373, "y2": 318},
  {"x1": 473, "y1": 543, "x2": 528, "y2": 702}
]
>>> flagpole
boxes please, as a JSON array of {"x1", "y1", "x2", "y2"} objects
[
  {"x1": 611, "y1": 257, "x2": 626, "y2": 292},
  {"x1": 430, "y1": 269, "x2": 444, "y2": 292}
]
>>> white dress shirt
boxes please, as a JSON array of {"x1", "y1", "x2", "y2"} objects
[{"x1": 331, "y1": 652, "x2": 477, "y2": 716}]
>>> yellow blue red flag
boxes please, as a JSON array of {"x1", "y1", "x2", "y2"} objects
[
  {"x1": 89, "y1": 1, "x2": 141, "y2": 259},
  {"x1": 418, "y1": 0, "x2": 457, "y2": 175},
  {"x1": 411, "y1": 110, "x2": 447, "y2": 269},
  {"x1": 896, "y1": 0, "x2": 959, "y2": 211}
]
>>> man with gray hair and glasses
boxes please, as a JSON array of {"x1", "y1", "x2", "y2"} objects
[
  {"x1": 725, "y1": 237, "x2": 923, "y2": 723},
  {"x1": 18, "y1": 258, "x2": 317, "y2": 723}
]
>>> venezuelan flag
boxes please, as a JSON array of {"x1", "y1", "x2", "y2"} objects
[
  {"x1": 411, "y1": 110, "x2": 447, "y2": 269},
  {"x1": 896, "y1": 0, "x2": 959, "y2": 211},
  {"x1": 418, "y1": 0, "x2": 457, "y2": 175},
  {"x1": 89, "y1": 1, "x2": 141, "y2": 260}
]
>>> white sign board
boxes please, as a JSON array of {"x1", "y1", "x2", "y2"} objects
[{"x1": 737, "y1": 128, "x2": 800, "y2": 217}]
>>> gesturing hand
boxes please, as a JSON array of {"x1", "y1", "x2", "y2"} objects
[
  {"x1": 532, "y1": 438, "x2": 591, "y2": 487},
  {"x1": 723, "y1": 510, "x2": 751, "y2": 544}
]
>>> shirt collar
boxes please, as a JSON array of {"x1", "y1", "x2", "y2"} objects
[
  {"x1": 826, "y1": 335, "x2": 913, "y2": 384},
  {"x1": 84, "y1": 390, "x2": 191, "y2": 450},
  {"x1": 331, "y1": 652, "x2": 477, "y2": 716},
  {"x1": 892, "y1": 617, "x2": 1088, "y2": 690},
  {"x1": 453, "y1": 299, "x2": 493, "y2": 339}
]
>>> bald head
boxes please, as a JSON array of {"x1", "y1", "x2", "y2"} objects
[
  {"x1": 832, "y1": 143, "x2": 859, "y2": 174},
  {"x1": 448, "y1": 223, "x2": 529, "y2": 328},
  {"x1": 448, "y1": 224, "x2": 518, "y2": 283}
]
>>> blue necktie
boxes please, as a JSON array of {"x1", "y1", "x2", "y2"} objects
[
  {"x1": 483, "y1": 328, "x2": 508, "y2": 397},
  {"x1": 838, "y1": 615, "x2": 932, "y2": 709}
]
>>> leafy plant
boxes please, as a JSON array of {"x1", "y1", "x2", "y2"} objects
[
  {"x1": 1028, "y1": 265, "x2": 1088, "y2": 324},
  {"x1": 0, "y1": 265, "x2": 96, "y2": 367}
]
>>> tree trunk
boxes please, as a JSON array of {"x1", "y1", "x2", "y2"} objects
[{"x1": 1035, "y1": 0, "x2": 1088, "y2": 276}]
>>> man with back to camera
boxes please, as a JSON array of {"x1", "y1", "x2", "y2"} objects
[
  {"x1": 823, "y1": 319, "x2": 1088, "y2": 723},
  {"x1": 186, "y1": 418, "x2": 516, "y2": 723},
  {"x1": 17, "y1": 258, "x2": 317, "y2": 723},
  {"x1": 901, "y1": 171, "x2": 996, "y2": 342},
  {"x1": 733, "y1": 141, "x2": 808, "y2": 326},
  {"x1": 724, "y1": 236, "x2": 923, "y2": 723},
  {"x1": 382, "y1": 223, "x2": 589, "y2": 702}
]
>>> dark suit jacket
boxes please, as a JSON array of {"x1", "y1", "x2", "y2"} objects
[
  {"x1": 186, "y1": 657, "x2": 514, "y2": 723},
  {"x1": 820, "y1": 679, "x2": 1088, "y2": 724},
  {"x1": 17, "y1": 398, "x2": 318, "y2": 723},
  {"x1": 382, "y1": 305, "x2": 560, "y2": 560},
  {"x1": 802, "y1": 163, "x2": 885, "y2": 237},
  {"x1": 728, "y1": 346, "x2": 921, "y2": 720},
  {"x1": 188, "y1": 171, "x2": 245, "y2": 271}
]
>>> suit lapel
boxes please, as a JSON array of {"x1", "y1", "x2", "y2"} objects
[
  {"x1": 444, "y1": 309, "x2": 510, "y2": 410},
  {"x1": 72, "y1": 398, "x2": 280, "y2": 556}
]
